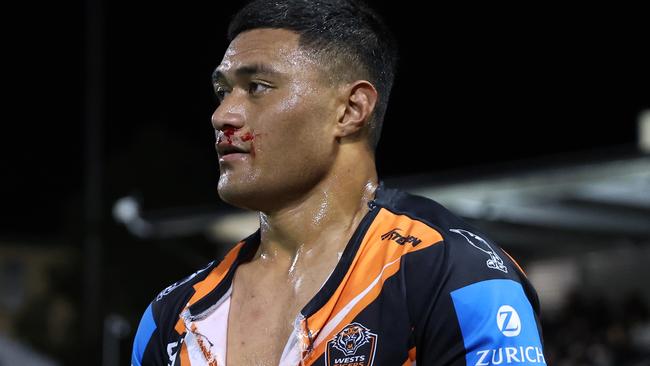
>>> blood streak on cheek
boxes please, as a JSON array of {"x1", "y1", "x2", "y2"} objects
[
  {"x1": 244, "y1": 133, "x2": 259, "y2": 157},
  {"x1": 220, "y1": 129, "x2": 260, "y2": 157},
  {"x1": 241, "y1": 132, "x2": 254, "y2": 142}
]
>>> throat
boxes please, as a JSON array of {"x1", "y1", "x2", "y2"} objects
[{"x1": 257, "y1": 178, "x2": 378, "y2": 258}]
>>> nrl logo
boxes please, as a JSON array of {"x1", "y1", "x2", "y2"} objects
[{"x1": 450, "y1": 229, "x2": 508, "y2": 273}]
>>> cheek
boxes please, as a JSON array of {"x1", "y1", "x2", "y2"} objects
[
  {"x1": 256, "y1": 118, "x2": 322, "y2": 158},
  {"x1": 277, "y1": 86, "x2": 302, "y2": 114},
  {"x1": 241, "y1": 131, "x2": 257, "y2": 157},
  {"x1": 241, "y1": 132, "x2": 254, "y2": 142},
  {"x1": 250, "y1": 87, "x2": 335, "y2": 161}
]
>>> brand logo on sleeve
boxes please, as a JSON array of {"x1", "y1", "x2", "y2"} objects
[
  {"x1": 474, "y1": 346, "x2": 546, "y2": 365},
  {"x1": 326, "y1": 322, "x2": 377, "y2": 366},
  {"x1": 496, "y1": 305, "x2": 521, "y2": 337},
  {"x1": 381, "y1": 228, "x2": 422, "y2": 246},
  {"x1": 451, "y1": 280, "x2": 546, "y2": 366},
  {"x1": 471, "y1": 305, "x2": 540, "y2": 365},
  {"x1": 450, "y1": 229, "x2": 508, "y2": 273}
]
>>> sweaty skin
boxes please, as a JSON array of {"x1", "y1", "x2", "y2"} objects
[{"x1": 211, "y1": 28, "x2": 379, "y2": 365}]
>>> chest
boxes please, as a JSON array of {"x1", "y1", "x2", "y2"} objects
[{"x1": 225, "y1": 268, "x2": 327, "y2": 365}]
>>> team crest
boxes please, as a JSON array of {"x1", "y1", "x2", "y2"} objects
[{"x1": 326, "y1": 322, "x2": 377, "y2": 366}]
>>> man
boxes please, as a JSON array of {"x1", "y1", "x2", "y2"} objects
[{"x1": 132, "y1": 0, "x2": 546, "y2": 365}]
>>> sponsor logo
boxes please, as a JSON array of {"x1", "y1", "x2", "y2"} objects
[
  {"x1": 450, "y1": 229, "x2": 508, "y2": 273},
  {"x1": 326, "y1": 323, "x2": 377, "y2": 366},
  {"x1": 496, "y1": 305, "x2": 521, "y2": 337},
  {"x1": 474, "y1": 346, "x2": 545, "y2": 365},
  {"x1": 451, "y1": 280, "x2": 546, "y2": 366},
  {"x1": 380, "y1": 228, "x2": 422, "y2": 246}
]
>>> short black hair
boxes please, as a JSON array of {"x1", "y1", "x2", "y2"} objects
[{"x1": 227, "y1": 0, "x2": 398, "y2": 149}]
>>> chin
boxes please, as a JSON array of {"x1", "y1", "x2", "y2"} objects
[
  {"x1": 217, "y1": 182, "x2": 249, "y2": 209},
  {"x1": 217, "y1": 176, "x2": 264, "y2": 211},
  {"x1": 217, "y1": 168, "x2": 324, "y2": 212}
]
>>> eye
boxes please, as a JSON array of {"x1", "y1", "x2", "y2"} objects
[
  {"x1": 248, "y1": 82, "x2": 270, "y2": 95},
  {"x1": 214, "y1": 86, "x2": 230, "y2": 102}
]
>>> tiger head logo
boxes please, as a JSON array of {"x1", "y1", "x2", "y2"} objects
[{"x1": 331, "y1": 323, "x2": 372, "y2": 356}]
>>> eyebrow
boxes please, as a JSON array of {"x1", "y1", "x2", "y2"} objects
[{"x1": 212, "y1": 63, "x2": 282, "y2": 85}]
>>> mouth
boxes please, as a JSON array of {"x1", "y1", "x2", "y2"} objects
[
  {"x1": 218, "y1": 143, "x2": 248, "y2": 155},
  {"x1": 216, "y1": 142, "x2": 251, "y2": 162}
]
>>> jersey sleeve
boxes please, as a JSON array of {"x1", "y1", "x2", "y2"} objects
[
  {"x1": 130, "y1": 260, "x2": 218, "y2": 366},
  {"x1": 132, "y1": 302, "x2": 167, "y2": 366},
  {"x1": 407, "y1": 227, "x2": 546, "y2": 365}
]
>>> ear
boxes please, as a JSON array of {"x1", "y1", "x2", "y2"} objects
[{"x1": 334, "y1": 80, "x2": 378, "y2": 139}]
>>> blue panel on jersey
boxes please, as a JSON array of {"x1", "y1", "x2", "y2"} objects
[
  {"x1": 451, "y1": 279, "x2": 546, "y2": 365},
  {"x1": 132, "y1": 303, "x2": 157, "y2": 366}
]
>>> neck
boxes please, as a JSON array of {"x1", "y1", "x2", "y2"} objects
[{"x1": 256, "y1": 150, "x2": 378, "y2": 268}]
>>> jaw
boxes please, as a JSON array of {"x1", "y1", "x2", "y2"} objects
[{"x1": 217, "y1": 160, "x2": 331, "y2": 214}]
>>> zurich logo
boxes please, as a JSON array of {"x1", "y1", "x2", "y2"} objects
[{"x1": 496, "y1": 305, "x2": 521, "y2": 337}]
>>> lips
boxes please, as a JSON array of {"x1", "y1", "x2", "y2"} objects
[
  {"x1": 215, "y1": 128, "x2": 254, "y2": 161},
  {"x1": 217, "y1": 143, "x2": 249, "y2": 157}
]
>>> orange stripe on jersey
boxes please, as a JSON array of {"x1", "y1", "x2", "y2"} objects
[
  {"x1": 174, "y1": 317, "x2": 186, "y2": 335},
  {"x1": 302, "y1": 208, "x2": 443, "y2": 364},
  {"x1": 307, "y1": 257, "x2": 402, "y2": 363},
  {"x1": 174, "y1": 241, "x2": 245, "y2": 364},
  {"x1": 185, "y1": 241, "x2": 245, "y2": 307},
  {"x1": 501, "y1": 248, "x2": 527, "y2": 277},
  {"x1": 178, "y1": 342, "x2": 190, "y2": 366},
  {"x1": 401, "y1": 346, "x2": 416, "y2": 365}
]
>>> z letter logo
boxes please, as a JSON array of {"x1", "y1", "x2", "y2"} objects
[
  {"x1": 450, "y1": 229, "x2": 508, "y2": 273},
  {"x1": 496, "y1": 305, "x2": 522, "y2": 337}
]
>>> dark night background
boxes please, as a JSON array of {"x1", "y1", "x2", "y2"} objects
[{"x1": 2, "y1": 1, "x2": 648, "y2": 365}]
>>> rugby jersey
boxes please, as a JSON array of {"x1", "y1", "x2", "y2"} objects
[{"x1": 132, "y1": 184, "x2": 545, "y2": 366}]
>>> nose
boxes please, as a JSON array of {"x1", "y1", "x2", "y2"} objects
[{"x1": 211, "y1": 96, "x2": 245, "y2": 132}]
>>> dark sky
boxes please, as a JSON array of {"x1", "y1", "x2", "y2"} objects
[{"x1": 4, "y1": 1, "x2": 648, "y2": 238}]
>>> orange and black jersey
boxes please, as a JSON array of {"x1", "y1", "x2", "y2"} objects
[{"x1": 133, "y1": 184, "x2": 546, "y2": 366}]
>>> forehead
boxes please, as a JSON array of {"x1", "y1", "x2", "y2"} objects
[{"x1": 218, "y1": 28, "x2": 315, "y2": 73}]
